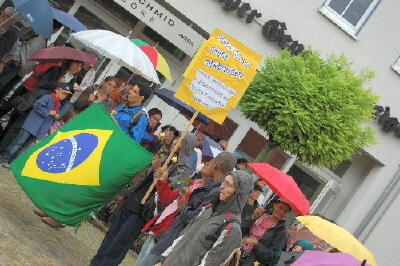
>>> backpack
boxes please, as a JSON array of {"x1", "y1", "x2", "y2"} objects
[
  {"x1": 11, "y1": 89, "x2": 49, "y2": 113},
  {"x1": 129, "y1": 109, "x2": 147, "y2": 130}
]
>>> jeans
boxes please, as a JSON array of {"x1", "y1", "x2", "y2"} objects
[
  {"x1": 0, "y1": 110, "x2": 29, "y2": 154},
  {"x1": 90, "y1": 207, "x2": 145, "y2": 266},
  {"x1": 136, "y1": 235, "x2": 160, "y2": 266},
  {"x1": 1, "y1": 128, "x2": 35, "y2": 163}
]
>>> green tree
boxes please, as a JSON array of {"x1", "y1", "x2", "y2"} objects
[{"x1": 240, "y1": 49, "x2": 378, "y2": 167}]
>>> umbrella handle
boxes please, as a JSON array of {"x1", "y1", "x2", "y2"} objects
[
  {"x1": 263, "y1": 194, "x2": 277, "y2": 208},
  {"x1": 361, "y1": 260, "x2": 367, "y2": 266}
]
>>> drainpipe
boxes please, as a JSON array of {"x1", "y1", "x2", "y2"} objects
[{"x1": 354, "y1": 165, "x2": 400, "y2": 240}]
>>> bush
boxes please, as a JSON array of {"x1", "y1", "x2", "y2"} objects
[{"x1": 239, "y1": 49, "x2": 378, "y2": 167}]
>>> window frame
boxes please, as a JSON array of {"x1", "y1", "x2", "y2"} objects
[
  {"x1": 320, "y1": 0, "x2": 382, "y2": 39},
  {"x1": 393, "y1": 56, "x2": 400, "y2": 75}
]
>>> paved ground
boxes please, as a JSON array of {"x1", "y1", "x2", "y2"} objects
[{"x1": 0, "y1": 167, "x2": 136, "y2": 266}]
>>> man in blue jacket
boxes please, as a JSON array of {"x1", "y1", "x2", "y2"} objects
[{"x1": 113, "y1": 81, "x2": 152, "y2": 144}]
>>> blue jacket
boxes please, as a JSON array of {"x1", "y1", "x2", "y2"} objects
[
  {"x1": 142, "y1": 129, "x2": 156, "y2": 143},
  {"x1": 113, "y1": 105, "x2": 148, "y2": 143},
  {"x1": 22, "y1": 94, "x2": 56, "y2": 139}
]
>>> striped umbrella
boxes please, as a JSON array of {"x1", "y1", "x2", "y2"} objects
[{"x1": 131, "y1": 39, "x2": 173, "y2": 82}]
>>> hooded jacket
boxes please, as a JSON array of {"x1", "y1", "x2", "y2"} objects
[
  {"x1": 169, "y1": 133, "x2": 196, "y2": 189},
  {"x1": 151, "y1": 175, "x2": 222, "y2": 256},
  {"x1": 162, "y1": 170, "x2": 253, "y2": 266}
]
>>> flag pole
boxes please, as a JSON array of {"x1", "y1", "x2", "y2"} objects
[{"x1": 141, "y1": 110, "x2": 199, "y2": 204}]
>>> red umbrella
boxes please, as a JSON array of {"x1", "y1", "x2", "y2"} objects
[
  {"x1": 248, "y1": 162, "x2": 310, "y2": 215},
  {"x1": 30, "y1": 46, "x2": 97, "y2": 64}
]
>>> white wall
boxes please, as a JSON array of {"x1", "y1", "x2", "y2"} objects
[
  {"x1": 364, "y1": 191, "x2": 400, "y2": 266},
  {"x1": 166, "y1": 0, "x2": 400, "y2": 263}
]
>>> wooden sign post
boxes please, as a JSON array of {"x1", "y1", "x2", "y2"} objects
[
  {"x1": 141, "y1": 111, "x2": 199, "y2": 204},
  {"x1": 141, "y1": 28, "x2": 262, "y2": 204}
]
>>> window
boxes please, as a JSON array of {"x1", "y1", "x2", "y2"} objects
[
  {"x1": 74, "y1": 6, "x2": 116, "y2": 32},
  {"x1": 329, "y1": 160, "x2": 352, "y2": 178},
  {"x1": 320, "y1": 0, "x2": 382, "y2": 38},
  {"x1": 50, "y1": 0, "x2": 75, "y2": 12},
  {"x1": 393, "y1": 56, "x2": 400, "y2": 75},
  {"x1": 142, "y1": 26, "x2": 187, "y2": 62},
  {"x1": 237, "y1": 128, "x2": 268, "y2": 159},
  {"x1": 94, "y1": 0, "x2": 139, "y2": 30}
]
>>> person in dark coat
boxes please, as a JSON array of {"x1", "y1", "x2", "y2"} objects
[
  {"x1": 0, "y1": 7, "x2": 18, "y2": 60},
  {"x1": 89, "y1": 132, "x2": 195, "y2": 266},
  {"x1": 239, "y1": 199, "x2": 292, "y2": 266},
  {"x1": 0, "y1": 7, "x2": 18, "y2": 96},
  {"x1": 241, "y1": 183, "x2": 263, "y2": 231},
  {"x1": 136, "y1": 151, "x2": 236, "y2": 266},
  {"x1": 0, "y1": 60, "x2": 82, "y2": 154},
  {"x1": 0, "y1": 82, "x2": 72, "y2": 165},
  {"x1": 159, "y1": 170, "x2": 253, "y2": 266},
  {"x1": 143, "y1": 153, "x2": 235, "y2": 261}
]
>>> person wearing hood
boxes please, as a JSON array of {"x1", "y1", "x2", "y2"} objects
[
  {"x1": 136, "y1": 152, "x2": 236, "y2": 266},
  {"x1": 168, "y1": 132, "x2": 197, "y2": 188},
  {"x1": 112, "y1": 80, "x2": 152, "y2": 144},
  {"x1": 148, "y1": 152, "x2": 237, "y2": 263},
  {"x1": 90, "y1": 133, "x2": 195, "y2": 266},
  {"x1": 239, "y1": 199, "x2": 292, "y2": 266},
  {"x1": 157, "y1": 170, "x2": 253, "y2": 266}
]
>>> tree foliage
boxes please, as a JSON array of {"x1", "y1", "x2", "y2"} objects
[{"x1": 239, "y1": 49, "x2": 378, "y2": 167}]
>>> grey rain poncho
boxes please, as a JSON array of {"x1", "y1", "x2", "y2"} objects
[{"x1": 162, "y1": 170, "x2": 253, "y2": 266}]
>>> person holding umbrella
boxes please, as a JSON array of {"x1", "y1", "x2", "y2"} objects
[
  {"x1": 0, "y1": 58, "x2": 85, "y2": 159},
  {"x1": 239, "y1": 198, "x2": 292, "y2": 266},
  {"x1": 156, "y1": 170, "x2": 253, "y2": 266},
  {"x1": 0, "y1": 82, "x2": 72, "y2": 166}
]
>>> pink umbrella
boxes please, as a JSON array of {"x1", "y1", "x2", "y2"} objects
[
  {"x1": 30, "y1": 46, "x2": 97, "y2": 64},
  {"x1": 248, "y1": 162, "x2": 310, "y2": 215},
  {"x1": 292, "y1": 250, "x2": 370, "y2": 266}
]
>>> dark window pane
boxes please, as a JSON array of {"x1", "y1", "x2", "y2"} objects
[
  {"x1": 328, "y1": 0, "x2": 352, "y2": 14},
  {"x1": 287, "y1": 165, "x2": 322, "y2": 201},
  {"x1": 95, "y1": 0, "x2": 139, "y2": 30},
  {"x1": 142, "y1": 26, "x2": 187, "y2": 62},
  {"x1": 329, "y1": 160, "x2": 352, "y2": 177},
  {"x1": 50, "y1": 0, "x2": 75, "y2": 12},
  {"x1": 74, "y1": 6, "x2": 116, "y2": 32},
  {"x1": 343, "y1": 0, "x2": 373, "y2": 26},
  {"x1": 238, "y1": 128, "x2": 268, "y2": 159}
]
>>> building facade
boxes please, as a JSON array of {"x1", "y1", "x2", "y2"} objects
[{"x1": 4, "y1": 0, "x2": 398, "y2": 264}]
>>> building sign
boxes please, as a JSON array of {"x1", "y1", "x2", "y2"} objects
[
  {"x1": 375, "y1": 105, "x2": 400, "y2": 138},
  {"x1": 175, "y1": 29, "x2": 262, "y2": 123},
  {"x1": 113, "y1": 0, "x2": 205, "y2": 56},
  {"x1": 215, "y1": 0, "x2": 304, "y2": 55}
]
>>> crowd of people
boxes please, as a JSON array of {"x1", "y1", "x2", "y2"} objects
[{"x1": 0, "y1": 6, "x2": 324, "y2": 266}]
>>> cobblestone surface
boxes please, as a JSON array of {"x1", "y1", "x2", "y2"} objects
[{"x1": 0, "y1": 167, "x2": 136, "y2": 266}]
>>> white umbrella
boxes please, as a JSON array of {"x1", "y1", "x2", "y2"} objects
[{"x1": 70, "y1": 30, "x2": 160, "y2": 84}]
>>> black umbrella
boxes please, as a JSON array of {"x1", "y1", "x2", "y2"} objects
[{"x1": 153, "y1": 88, "x2": 209, "y2": 125}]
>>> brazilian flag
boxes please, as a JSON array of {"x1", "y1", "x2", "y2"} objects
[{"x1": 11, "y1": 103, "x2": 153, "y2": 226}]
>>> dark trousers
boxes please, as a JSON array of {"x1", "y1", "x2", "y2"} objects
[
  {"x1": 90, "y1": 207, "x2": 145, "y2": 266},
  {"x1": 0, "y1": 110, "x2": 29, "y2": 155},
  {"x1": 0, "y1": 85, "x2": 26, "y2": 117},
  {"x1": 0, "y1": 85, "x2": 26, "y2": 137},
  {"x1": 0, "y1": 128, "x2": 35, "y2": 163}
]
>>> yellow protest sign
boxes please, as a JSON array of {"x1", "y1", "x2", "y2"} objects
[{"x1": 175, "y1": 28, "x2": 262, "y2": 124}]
